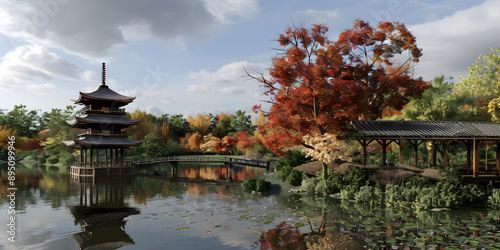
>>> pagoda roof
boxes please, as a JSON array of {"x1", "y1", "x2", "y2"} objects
[
  {"x1": 63, "y1": 137, "x2": 143, "y2": 147},
  {"x1": 75, "y1": 85, "x2": 135, "y2": 105},
  {"x1": 67, "y1": 115, "x2": 141, "y2": 127}
]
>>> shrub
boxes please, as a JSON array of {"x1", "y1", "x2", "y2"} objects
[
  {"x1": 256, "y1": 179, "x2": 271, "y2": 192},
  {"x1": 242, "y1": 178, "x2": 257, "y2": 192},
  {"x1": 277, "y1": 165, "x2": 292, "y2": 182},
  {"x1": 404, "y1": 176, "x2": 433, "y2": 189},
  {"x1": 286, "y1": 169, "x2": 303, "y2": 186},
  {"x1": 439, "y1": 166, "x2": 463, "y2": 185},
  {"x1": 489, "y1": 188, "x2": 500, "y2": 208},
  {"x1": 343, "y1": 166, "x2": 369, "y2": 190},
  {"x1": 59, "y1": 151, "x2": 76, "y2": 166},
  {"x1": 47, "y1": 155, "x2": 59, "y2": 164},
  {"x1": 287, "y1": 149, "x2": 311, "y2": 167},
  {"x1": 301, "y1": 177, "x2": 320, "y2": 194},
  {"x1": 354, "y1": 185, "x2": 384, "y2": 205},
  {"x1": 315, "y1": 179, "x2": 337, "y2": 196},
  {"x1": 340, "y1": 185, "x2": 358, "y2": 200},
  {"x1": 242, "y1": 178, "x2": 271, "y2": 193},
  {"x1": 38, "y1": 153, "x2": 48, "y2": 164},
  {"x1": 272, "y1": 157, "x2": 290, "y2": 172}
]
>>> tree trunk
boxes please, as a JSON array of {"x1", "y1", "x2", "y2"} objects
[{"x1": 321, "y1": 161, "x2": 328, "y2": 179}]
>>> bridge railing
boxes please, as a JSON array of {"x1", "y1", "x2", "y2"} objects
[{"x1": 133, "y1": 156, "x2": 270, "y2": 168}]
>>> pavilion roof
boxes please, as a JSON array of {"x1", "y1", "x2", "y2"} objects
[
  {"x1": 348, "y1": 120, "x2": 500, "y2": 140},
  {"x1": 63, "y1": 137, "x2": 143, "y2": 147}
]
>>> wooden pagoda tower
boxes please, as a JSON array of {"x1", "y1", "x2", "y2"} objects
[{"x1": 64, "y1": 63, "x2": 142, "y2": 181}]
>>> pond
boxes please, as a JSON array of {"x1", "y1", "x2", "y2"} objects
[{"x1": 1, "y1": 162, "x2": 500, "y2": 249}]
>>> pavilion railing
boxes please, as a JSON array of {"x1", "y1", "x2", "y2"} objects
[{"x1": 71, "y1": 161, "x2": 134, "y2": 168}]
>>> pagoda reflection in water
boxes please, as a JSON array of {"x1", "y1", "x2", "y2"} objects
[{"x1": 69, "y1": 178, "x2": 139, "y2": 249}]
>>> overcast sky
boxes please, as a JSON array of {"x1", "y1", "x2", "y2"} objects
[{"x1": 0, "y1": 0, "x2": 498, "y2": 117}]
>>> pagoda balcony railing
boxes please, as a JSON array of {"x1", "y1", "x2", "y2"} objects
[
  {"x1": 83, "y1": 107, "x2": 125, "y2": 113},
  {"x1": 71, "y1": 161, "x2": 134, "y2": 168},
  {"x1": 79, "y1": 129, "x2": 128, "y2": 136}
]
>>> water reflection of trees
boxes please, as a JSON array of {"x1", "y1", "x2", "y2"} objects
[
  {"x1": 69, "y1": 178, "x2": 139, "y2": 250},
  {"x1": 0, "y1": 163, "x2": 70, "y2": 209}
]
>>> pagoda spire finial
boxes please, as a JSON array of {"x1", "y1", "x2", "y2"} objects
[{"x1": 101, "y1": 62, "x2": 106, "y2": 86}]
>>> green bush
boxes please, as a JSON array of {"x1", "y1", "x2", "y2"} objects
[
  {"x1": 301, "y1": 177, "x2": 320, "y2": 194},
  {"x1": 272, "y1": 157, "x2": 290, "y2": 172},
  {"x1": 340, "y1": 185, "x2": 358, "y2": 200},
  {"x1": 242, "y1": 178, "x2": 257, "y2": 192},
  {"x1": 343, "y1": 166, "x2": 369, "y2": 190},
  {"x1": 439, "y1": 166, "x2": 463, "y2": 185},
  {"x1": 256, "y1": 179, "x2": 271, "y2": 192},
  {"x1": 354, "y1": 185, "x2": 384, "y2": 205},
  {"x1": 47, "y1": 155, "x2": 59, "y2": 164},
  {"x1": 38, "y1": 153, "x2": 48, "y2": 164},
  {"x1": 241, "y1": 178, "x2": 271, "y2": 193},
  {"x1": 404, "y1": 176, "x2": 433, "y2": 189},
  {"x1": 59, "y1": 151, "x2": 76, "y2": 166},
  {"x1": 286, "y1": 169, "x2": 303, "y2": 186},
  {"x1": 489, "y1": 188, "x2": 500, "y2": 208},
  {"x1": 277, "y1": 165, "x2": 292, "y2": 182},
  {"x1": 314, "y1": 179, "x2": 337, "y2": 196},
  {"x1": 287, "y1": 149, "x2": 311, "y2": 167}
]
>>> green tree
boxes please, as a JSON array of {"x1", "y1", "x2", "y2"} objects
[
  {"x1": 2, "y1": 105, "x2": 41, "y2": 137},
  {"x1": 455, "y1": 47, "x2": 500, "y2": 104},
  {"x1": 40, "y1": 106, "x2": 78, "y2": 155},
  {"x1": 230, "y1": 110, "x2": 255, "y2": 133},
  {"x1": 454, "y1": 47, "x2": 500, "y2": 120}
]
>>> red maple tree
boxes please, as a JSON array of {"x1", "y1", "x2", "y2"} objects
[
  {"x1": 249, "y1": 19, "x2": 429, "y2": 178},
  {"x1": 256, "y1": 20, "x2": 428, "y2": 135}
]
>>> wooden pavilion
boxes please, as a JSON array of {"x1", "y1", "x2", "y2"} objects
[
  {"x1": 64, "y1": 63, "x2": 142, "y2": 181},
  {"x1": 346, "y1": 120, "x2": 500, "y2": 178}
]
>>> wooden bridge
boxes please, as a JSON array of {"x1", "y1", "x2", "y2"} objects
[{"x1": 133, "y1": 156, "x2": 271, "y2": 179}]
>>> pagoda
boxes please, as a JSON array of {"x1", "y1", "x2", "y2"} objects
[{"x1": 64, "y1": 63, "x2": 142, "y2": 180}]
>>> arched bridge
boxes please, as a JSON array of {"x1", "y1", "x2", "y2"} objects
[{"x1": 133, "y1": 156, "x2": 271, "y2": 178}]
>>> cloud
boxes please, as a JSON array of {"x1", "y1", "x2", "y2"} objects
[
  {"x1": 298, "y1": 9, "x2": 340, "y2": 24},
  {"x1": 203, "y1": 0, "x2": 259, "y2": 24},
  {"x1": 26, "y1": 83, "x2": 55, "y2": 94},
  {"x1": 0, "y1": 0, "x2": 259, "y2": 58},
  {"x1": 0, "y1": 44, "x2": 81, "y2": 86},
  {"x1": 187, "y1": 61, "x2": 262, "y2": 94},
  {"x1": 409, "y1": 0, "x2": 500, "y2": 81}
]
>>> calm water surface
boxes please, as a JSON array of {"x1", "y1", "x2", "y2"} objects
[{"x1": 1, "y1": 162, "x2": 500, "y2": 249}]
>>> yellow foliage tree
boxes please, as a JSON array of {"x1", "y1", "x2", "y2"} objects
[
  {"x1": 0, "y1": 125, "x2": 15, "y2": 151},
  {"x1": 127, "y1": 109, "x2": 151, "y2": 140}
]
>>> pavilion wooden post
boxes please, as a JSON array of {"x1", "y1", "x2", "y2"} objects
[
  {"x1": 398, "y1": 139, "x2": 404, "y2": 166},
  {"x1": 360, "y1": 139, "x2": 366, "y2": 166},
  {"x1": 442, "y1": 142, "x2": 448, "y2": 168},
  {"x1": 431, "y1": 141, "x2": 437, "y2": 167},
  {"x1": 485, "y1": 143, "x2": 489, "y2": 172},
  {"x1": 376, "y1": 139, "x2": 391, "y2": 166},
  {"x1": 357, "y1": 139, "x2": 371, "y2": 166},
  {"x1": 473, "y1": 139, "x2": 480, "y2": 178},
  {"x1": 408, "y1": 140, "x2": 421, "y2": 167},
  {"x1": 90, "y1": 147, "x2": 93, "y2": 167},
  {"x1": 496, "y1": 142, "x2": 500, "y2": 176},
  {"x1": 463, "y1": 140, "x2": 472, "y2": 174}
]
